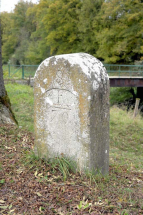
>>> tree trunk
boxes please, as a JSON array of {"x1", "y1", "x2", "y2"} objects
[{"x1": 0, "y1": 18, "x2": 17, "y2": 124}]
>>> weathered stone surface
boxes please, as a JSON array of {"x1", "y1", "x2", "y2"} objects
[{"x1": 34, "y1": 53, "x2": 109, "y2": 174}]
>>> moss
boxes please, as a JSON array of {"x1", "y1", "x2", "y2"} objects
[{"x1": 0, "y1": 91, "x2": 18, "y2": 125}]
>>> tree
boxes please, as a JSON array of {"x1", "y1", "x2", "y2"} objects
[
  {"x1": 43, "y1": 0, "x2": 82, "y2": 55},
  {"x1": 1, "y1": 0, "x2": 36, "y2": 65},
  {"x1": 77, "y1": 0, "x2": 104, "y2": 56},
  {"x1": 0, "y1": 17, "x2": 17, "y2": 124},
  {"x1": 1, "y1": 12, "x2": 17, "y2": 64},
  {"x1": 25, "y1": 1, "x2": 51, "y2": 64},
  {"x1": 96, "y1": 0, "x2": 143, "y2": 63}
]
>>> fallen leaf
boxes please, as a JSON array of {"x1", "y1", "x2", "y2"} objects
[
  {"x1": 0, "y1": 205, "x2": 8, "y2": 209},
  {"x1": 9, "y1": 204, "x2": 12, "y2": 209},
  {"x1": 38, "y1": 173, "x2": 43, "y2": 177},
  {"x1": 34, "y1": 170, "x2": 38, "y2": 177},
  {"x1": 36, "y1": 192, "x2": 42, "y2": 197},
  {"x1": 9, "y1": 209, "x2": 15, "y2": 213}
]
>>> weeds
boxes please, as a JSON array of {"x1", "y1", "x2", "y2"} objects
[
  {"x1": 22, "y1": 148, "x2": 77, "y2": 182},
  {"x1": 53, "y1": 156, "x2": 77, "y2": 181}
]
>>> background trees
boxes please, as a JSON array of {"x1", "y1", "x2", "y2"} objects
[
  {"x1": 77, "y1": 0, "x2": 104, "y2": 56},
  {"x1": 1, "y1": 0, "x2": 36, "y2": 65},
  {"x1": 1, "y1": 12, "x2": 16, "y2": 64},
  {"x1": 1, "y1": 0, "x2": 143, "y2": 65},
  {"x1": 45, "y1": 0, "x2": 82, "y2": 55},
  {"x1": 96, "y1": 0, "x2": 143, "y2": 63}
]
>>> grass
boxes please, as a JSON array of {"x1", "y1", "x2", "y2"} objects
[
  {"x1": 5, "y1": 83, "x2": 143, "y2": 172},
  {"x1": 5, "y1": 84, "x2": 34, "y2": 132},
  {"x1": 110, "y1": 106, "x2": 143, "y2": 152},
  {"x1": 110, "y1": 106, "x2": 143, "y2": 172},
  {"x1": 1, "y1": 83, "x2": 143, "y2": 214}
]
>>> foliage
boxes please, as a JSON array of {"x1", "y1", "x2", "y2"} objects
[
  {"x1": 96, "y1": 0, "x2": 143, "y2": 63},
  {"x1": 25, "y1": 1, "x2": 51, "y2": 64},
  {"x1": 43, "y1": 0, "x2": 82, "y2": 55},
  {"x1": 1, "y1": 12, "x2": 17, "y2": 64},
  {"x1": 1, "y1": 0, "x2": 143, "y2": 64},
  {"x1": 110, "y1": 87, "x2": 133, "y2": 106},
  {"x1": 77, "y1": 0, "x2": 104, "y2": 56},
  {"x1": 1, "y1": 0, "x2": 36, "y2": 65}
]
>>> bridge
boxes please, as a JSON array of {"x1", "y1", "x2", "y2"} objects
[
  {"x1": 5, "y1": 63, "x2": 143, "y2": 87},
  {"x1": 104, "y1": 64, "x2": 143, "y2": 87}
]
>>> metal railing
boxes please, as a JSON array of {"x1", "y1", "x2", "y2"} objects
[
  {"x1": 3, "y1": 63, "x2": 143, "y2": 79},
  {"x1": 104, "y1": 64, "x2": 143, "y2": 77},
  {"x1": 3, "y1": 64, "x2": 39, "y2": 79}
]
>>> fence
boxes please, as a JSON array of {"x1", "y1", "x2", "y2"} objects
[
  {"x1": 3, "y1": 63, "x2": 143, "y2": 79},
  {"x1": 3, "y1": 64, "x2": 39, "y2": 79},
  {"x1": 104, "y1": 64, "x2": 143, "y2": 77}
]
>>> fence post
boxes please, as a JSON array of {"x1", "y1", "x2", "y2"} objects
[
  {"x1": 119, "y1": 65, "x2": 120, "y2": 77},
  {"x1": 8, "y1": 63, "x2": 10, "y2": 77},
  {"x1": 130, "y1": 66, "x2": 132, "y2": 77},
  {"x1": 133, "y1": 98, "x2": 140, "y2": 118},
  {"x1": 22, "y1": 65, "x2": 24, "y2": 79}
]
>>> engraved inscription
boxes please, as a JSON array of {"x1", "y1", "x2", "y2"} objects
[
  {"x1": 50, "y1": 70, "x2": 73, "y2": 90},
  {"x1": 44, "y1": 88, "x2": 80, "y2": 156}
]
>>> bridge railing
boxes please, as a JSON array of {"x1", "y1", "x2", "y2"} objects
[
  {"x1": 3, "y1": 63, "x2": 143, "y2": 79},
  {"x1": 104, "y1": 64, "x2": 143, "y2": 77}
]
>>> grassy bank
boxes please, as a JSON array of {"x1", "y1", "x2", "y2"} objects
[
  {"x1": 0, "y1": 83, "x2": 142, "y2": 214},
  {"x1": 110, "y1": 106, "x2": 143, "y2": 172}
]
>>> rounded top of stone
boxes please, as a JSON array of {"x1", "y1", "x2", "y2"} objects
[{"x1": 35, "y1": 53, "x2": 108, "y2": 81}]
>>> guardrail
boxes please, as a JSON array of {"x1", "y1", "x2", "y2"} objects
[
  {"x1": 3, "y1": 63, "x2": 143, "y2": 79},
  {"x1": 104, "y1": 64, "x2": 143, "y2": 77}
]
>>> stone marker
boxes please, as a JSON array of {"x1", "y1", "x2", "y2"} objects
[{"x1": 34, "y1": 53, "x2": 109, "y2": 174}]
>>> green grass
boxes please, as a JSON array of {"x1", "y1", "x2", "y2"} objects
[
  {"x1": 110, "y1": 106, "x2": 143, "y2": 153},
  {"x1": 5, "y1": 83, "x2": 143, "y2": 172},
  {"x1": 5, "y1": 83, "x2": 34, "y2": 132},
  {"x1": 110, "y1": 106, "x2": 143, "y2": 172}
]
